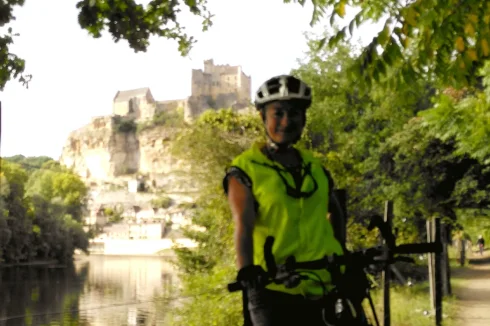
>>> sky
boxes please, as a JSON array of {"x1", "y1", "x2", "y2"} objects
[{"x1": 1, "y1": 0, "x2": 380, "y2": 159}]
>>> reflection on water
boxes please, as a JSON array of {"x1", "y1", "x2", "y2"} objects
[{"x1": 0, "y1": 256, "x2": 175, "y2": 326}]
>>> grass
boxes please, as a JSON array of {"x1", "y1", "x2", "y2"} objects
[{"x1": 364, "y1": 281, "x2": 459, "y2": 326}]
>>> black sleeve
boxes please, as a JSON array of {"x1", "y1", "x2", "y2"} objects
[
  {"x1": 222, "y1": 166, "x2": 253, "y2": 195},
  {"x1": 223, "y1": 166, "x2": 259, "y2": 212}
]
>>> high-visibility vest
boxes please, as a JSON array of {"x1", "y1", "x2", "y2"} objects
[{"x1": 228, "y1": 142, "x2": 344, "y2": 297}]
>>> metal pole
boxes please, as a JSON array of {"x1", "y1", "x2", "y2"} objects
[
  {"x1": 441, "y1": 224, "x2": 452, "y2": 296},
  {"x1": 427, "y1": 219, "x2": 435, "y2": 311},
  {"x1": 434, "y1": 218, "x2": 443, "y2": 325},
  {"x1": 382, "y1": 201, "x2": 393, "y2": 326}
]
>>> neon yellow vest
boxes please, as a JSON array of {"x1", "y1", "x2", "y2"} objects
[{"x1": 230, "y1": 142, "x2": 344, "y2": 297}]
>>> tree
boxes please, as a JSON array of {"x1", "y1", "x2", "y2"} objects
[
  {"x1": 311, "y1": 0, "x2": 490, "y2": 89},
  {"x1": 4, "y1": 1, "x2": 490, "y2": 90},
  {"x1": 3, "y1": 155, "x2": 53, "y2": 173},
  {"x1": 168, "y1": 109, "x2": 262, "y2": 325},
  {"x1": 0, "y1": 159, "x2": 31, "y2": 262},
  {"x1": 290, "y1": 33, "x2": 437, "y2": 243},
  {"x1": 6, "y1": 0, "x2": 490, "y2": 91},
  {"x1": 0, "y1": 158, "x2": 89, "y2": 263},
  {"x1": 25, "y1": 163, "x2": 88, "y2": 222},
  {"x1": 0, "y1": 0, "x2": 212, "y2": 90}
]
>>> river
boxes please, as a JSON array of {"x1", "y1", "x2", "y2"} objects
[{"x1": 0, "y1": 256, "x2": 177, "y2": 326}]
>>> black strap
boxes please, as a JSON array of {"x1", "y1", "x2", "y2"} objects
[{"x1": 250, "y1": 160, "x2": 318, "y2": 199}]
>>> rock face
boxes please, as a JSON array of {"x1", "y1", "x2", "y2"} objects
[
  {"x1": 137, "y1": 127, "x2": 181, "y2": 175},
  {"x1": 60, "y1": 116, "x2": 140, "y2": 180},
  {"x1": 59, "y1": 116, "x2": 196, "y2": 194}
]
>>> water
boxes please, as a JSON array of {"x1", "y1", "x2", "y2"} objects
[{"x1": 0, "y1": 256, "x2": 176, "y2": 326}]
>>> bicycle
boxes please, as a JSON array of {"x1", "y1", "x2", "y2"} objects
[{"x1": 227, "y1": 215, "x2": 442, "y2": 326}]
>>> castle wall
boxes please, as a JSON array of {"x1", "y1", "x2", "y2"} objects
[
  {"x1": 215, "y1": 93, "x2": 239, "y2": 109},
  {"x1": 219, "y1": 72, "x2": 238, "y2": 94},
  {"x1": 156, "y1": 100, "x2": 187, "y2": 115},
  {"x1": 185, "y1": 95, "x2": 211, "y2": 122},
  {"x1": 239, "y1": 71, "x2": 252, "y2": 103},
  {"x1": 138, "y1": 100, "x2": 157, "y2": 121},
  {"x1": 113, "y1": 102, "x2": 131, "y2": 117},
  {"x1": 192, "y1": 60, "x2": 251, "y2": 109}
]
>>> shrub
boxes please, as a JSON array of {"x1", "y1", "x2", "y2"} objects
[{"x1": 151, "y1": 196, "x2": 172, "y2": 209}]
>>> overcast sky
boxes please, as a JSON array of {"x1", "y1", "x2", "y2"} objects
[{"x1": 1, "y1": 0, "x2": 380, "y2": 159}]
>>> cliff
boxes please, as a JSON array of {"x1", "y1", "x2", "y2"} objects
[
  {"x1": 60, "y1": 116, "x2": 197, "y2": 195},
  {"x1": 60, "y1": 116, "x2": 139, "y2": 180}
]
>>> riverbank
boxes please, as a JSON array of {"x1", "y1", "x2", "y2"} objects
[
  {"x1": 87, "y1": 238, "x2": 196, "y2": 256},
  {"x1": 0, "y1": 259, "x2": 64, "y2": 268}
]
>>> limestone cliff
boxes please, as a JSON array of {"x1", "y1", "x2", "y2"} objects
[
  {"x1": 60, "y1": 116, "x2": 197, "y2": 195},
  {"x1": 60, "y1": 116, "x2": 139, "y2": 180}
]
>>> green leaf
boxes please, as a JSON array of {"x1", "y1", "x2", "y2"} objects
[
  {"x1": 378, "y1": 26, "x2": 390, "y2": 46},
  {"x1": 317, "y1": 37, "x2": 327, "y2": 51},
  {"x1": 349, "y1": 19, "x2": 356, "y2": 36}
]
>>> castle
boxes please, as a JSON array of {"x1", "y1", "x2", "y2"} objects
[{"x1": 112, "y1": 59, "x2": 252, "y2": 122}]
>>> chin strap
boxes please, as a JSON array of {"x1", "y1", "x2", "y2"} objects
[{"x1": 265, "y1": 138, "x2": 293, "y2": 153}]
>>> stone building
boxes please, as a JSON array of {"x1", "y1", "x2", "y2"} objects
[
  {"x1": 110, "y1": 59, "x2": 252, "y2": 123},
  {"x1": 190, "y1": 59, "x2": 251, "y2": 104},
  {"x1": 113, "y1": 87, "x2": 157, "y2": 121},
  {"x1": 186, "y1": 59, "x2": 252, "y2": 119}
]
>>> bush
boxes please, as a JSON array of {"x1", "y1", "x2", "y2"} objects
[
  {"x1": 151, "y1": 196, "x2": 172, "y2": 209},
  {"x1": 178, "y1": 202, "x2": 197, "y2": 209},
  {"x1": 137, "y1": 108, "x2": 186, "y2": 133},
  {"x1": 112, "y1": 116, "x2": 137, "y2": 133}
]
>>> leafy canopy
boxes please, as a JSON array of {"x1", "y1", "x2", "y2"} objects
[{"x1": 4, "y1": 0, "x2": 490, "y2": 91}]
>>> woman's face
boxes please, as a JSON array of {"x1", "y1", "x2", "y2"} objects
[{"x1": 262, "y1": 101, "x2": 305, "y2": 145}]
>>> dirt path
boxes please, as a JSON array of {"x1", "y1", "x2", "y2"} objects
[{"x1": 451, "y1": 251, "x2": 490, "y2": 326}]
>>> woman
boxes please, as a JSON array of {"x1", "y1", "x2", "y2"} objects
[{"x1": 223, "y1": 75, "x2": 346, "y2": 325}]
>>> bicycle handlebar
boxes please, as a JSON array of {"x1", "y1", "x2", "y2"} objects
[
  {"x1": 227, "y1": 241, "x2": 442, "y2": 293},
  {"x1": 227, "y1": 216, "x2": 443, "y2": 293}
]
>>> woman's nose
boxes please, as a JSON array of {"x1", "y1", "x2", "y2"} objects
[{"x1": 279, "y1": 113, "x2": 291, "y2": 127}]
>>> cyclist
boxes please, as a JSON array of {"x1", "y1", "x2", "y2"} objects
[
  {"x1": 477, "y1": 235, "x2": 485, "y2": 255},
  {"x1": 223, "y1": 75, "x2": 346, "y2": 325}
]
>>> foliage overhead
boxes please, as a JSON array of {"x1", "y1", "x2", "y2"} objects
[
  {"x1": 4, "y1": 0, "x2": 490, "y2": 91},
  {"x1": 76, "y1": 0, "x2": 213, "y2": 55},
  {"x1": 0, "y1": 0, "x2": 213, "y2": 90},
  {"x1": 304, "y1": 0, "x2": 490, "y2": 89}
]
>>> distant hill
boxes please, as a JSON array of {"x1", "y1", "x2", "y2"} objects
[{"x1": 2, "y1": 155, "x2": 55, "y2": 172}]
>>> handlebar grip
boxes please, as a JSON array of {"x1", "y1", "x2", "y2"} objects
[
  {"x1": 227, "y1": 282, "x2": 242, "y2": 292},
  {"x1": 395, "y1": 242, "x2": 442, "y2": 254}
]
